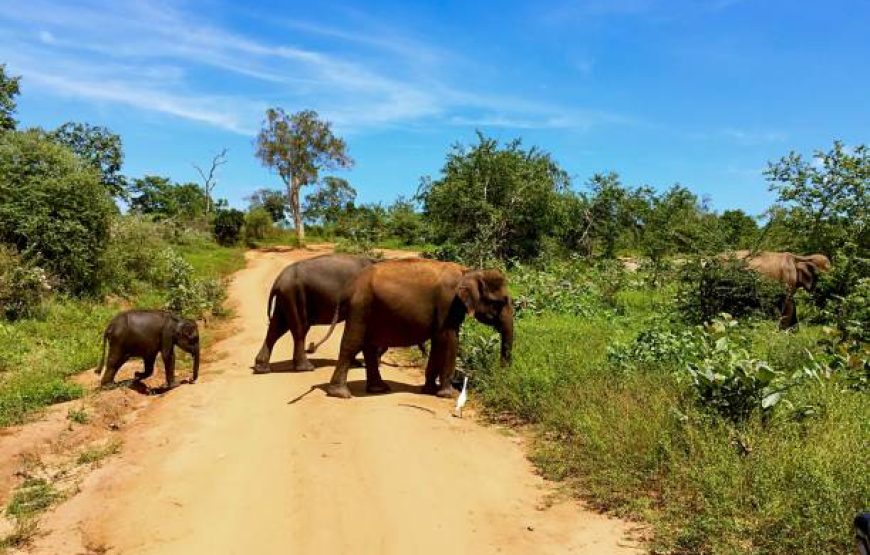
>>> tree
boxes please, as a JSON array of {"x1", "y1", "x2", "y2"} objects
[
  {"x1": 419, "y1": 132, "x2": 569, "y2": 264},
  {"x1": 303, "y1": 176, "x2": 357, "y2": 227},
  {"x1": 255, "y1": 108, "x2": 353, "y2": 246},
  {"x1": 637, "y1": 186, "x2": 708, "y2": 282},
  {"x1": 213, "y1": 209, "x2": 245, "y2": 246},
  {"x1": 247, "y1": 188, "x2": 287, "y2": 223},
  {"x1": 764, "y1": 140, "x2": 868, "y2": 256},
  {"x1": 50, "y1": 122, "x2": 126, "y2": 198},
  {"x1": 128, "y1": 176, "x2": 207, "y2": 220},
  {"x1": 193, "y1": 148, "x2": 228, "y2": 215},
  {"x1": 718, "y1": 209, "x2": 758, "y2": 249},
  {"x1": 385, "y1": 196, "x2": 426, "y2": 246},
  {"x1": 0, "y1": 129, "x2": 113, "y2": 294},
  {"x1": 0, "y1": 64, "x2": 20, "y2": 131}
]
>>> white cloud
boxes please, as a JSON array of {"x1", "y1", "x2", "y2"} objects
[{"x1": 0, "y1": 0, "x2": 632, "y2": 135}]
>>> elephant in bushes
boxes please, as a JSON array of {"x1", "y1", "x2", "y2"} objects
[
  {"x1": 96, "y1": 310, "x2": 199, "y2": 388},
  {"x1": 722, "y1": 250, "x2": 831, "y2": 328},
  {"x1": 325, "y1": 259, "x2": 513, "y2": 399},
  {"x1": 253, "y1": 254, "x2": 376, "y2": 374}
]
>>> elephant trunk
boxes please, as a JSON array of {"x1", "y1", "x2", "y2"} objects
[
  {"x1": 191, "y1": 348, "x2": 200, "y2": 383},
  {"x1": 498, "y1": 303, "x2": 514, "y2": 365}
]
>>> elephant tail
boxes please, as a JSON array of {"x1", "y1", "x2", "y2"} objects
[
  {"x1": 94, "y1": 326, "x2": 109, "y2": 375},
  {"x1": 306, "y1": 303, "x2": 341, "y2": 354}
]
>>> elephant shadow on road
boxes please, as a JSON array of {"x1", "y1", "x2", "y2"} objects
[
  {"x1": 256, "y1": 357, "x2": 367, "y2": 373},
  {"x1": 288, "y1": 379, "x2": 421, "y2": 405}
]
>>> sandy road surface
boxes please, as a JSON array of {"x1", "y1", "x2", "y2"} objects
[{"x1": 25, "y1": 246, "x2": 640, "y2": 554}]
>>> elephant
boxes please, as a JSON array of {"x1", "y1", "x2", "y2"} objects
[
  {"x1": 720, "y1": 250, "x2": 831, "y2": 327},
  {"x1": 324, "y1": 258, "x2": 514, "y2": 399},
  {"x1": 253, "y1": 254, "x2": 376, "y2": 374},
  {"x1": 95, "y1": 310, "x2": 200, "y2": 388}
]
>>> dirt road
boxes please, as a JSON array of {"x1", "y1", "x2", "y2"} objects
[{"x1": 25, "y1": 246, "x2": 640, "y2": 554}]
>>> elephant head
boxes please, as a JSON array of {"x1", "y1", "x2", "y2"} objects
[
  {"x1": 172, "y1": 318, "x2": 201, "y2": 381},
  {"x1": 458, "y1": 269, "x2": 514, "y2": 365}
]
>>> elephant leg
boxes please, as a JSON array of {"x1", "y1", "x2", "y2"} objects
[
  {"x1": 326, "y1": 319, "x2": 365, "y2": 399},
  {"x1": 134, "y1": 353, "x2": 157, "y2": 381},
  {"x1": 364, "y1": 345, "x2": 390, "y2": 394},
  {"x1": 162, "y1": 349, "x2": 177, "y2": 389},
  {"x1": 291, "y1": 325, "x2": 315, "y2": 372},
  {"x1": 779, "y1": 294, "x2": 797, "y2": 329},
  {"x1": 436, "y1": 330, "x2": 459, "y2": 399},
  {"x1": 100, "y1": 345, "x2": 127, "y2": 386},
  {"x1": 422, "y1": 337, "x2": 446, "y2": 395},
  {"x1": 254, "y1": 312, "x2": 288, "y2": 374}
]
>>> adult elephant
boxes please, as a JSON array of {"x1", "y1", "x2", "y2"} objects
[
  {"x1": 325, "y1": 259, "x2": 513, "y2": 399},
  {"x1": 253, "y1": 254, "x2": 375, "y2": 374},
  {"x1": 721, "y1": 250, "x2": 831, "y2": 327}
]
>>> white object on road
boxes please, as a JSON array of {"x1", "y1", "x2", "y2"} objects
[{"x1": 453, "y1": 376, "x2": 469, "y2": 418}]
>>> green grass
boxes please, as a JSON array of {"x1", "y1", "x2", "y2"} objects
[
  {"x1": 77, "y1": 439, "x2": 122, "y2": 465},
  {"x1": 0, "y1": 240, "x2": 244, "y2": 426},
  {"x1": 5, "y1": 478, "x2": 59, "y2": 518},
  {"x1": 469, "y1": 290, "x2": 868, "y2": 554}
]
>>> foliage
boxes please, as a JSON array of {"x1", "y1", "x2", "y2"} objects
[
  {"x1": 247, "y1": 187, "x2": 287, "y2": 223},
  {"x1": 676, "y1": 257, "x2": 786, "y2": 324},
  {"x1": 303, "y1": 175, "x2": 356, "y2": 226},
  {"x1": 419, "y1": 132, "x2": 569, "y2": 265},
  {"x1": 255, "y1": 108, "x2": 353, "y2": 245},
  {"x1": 0, "y1": 246, "x2": 51, "y2": 321},
  {"x1": 0, "y1": 63, "x2": 20, "y2": 131},
  {"x1": 0, "y1": 129, "x2": 113, "y2": 294},
  {"x1": 50, "y1": 121, "x2": 126, "y2": 198},
  {"x1": 157, "y1": 249, "x2": 227, "y2": 319},
  {"x1": 812, "y1": 243, "x2": 869, "y2": 340},
  {"x1": 6, "y1": 478, "x2": 60, "y2": 517},
  {"x1": 212, "y1": 208, "x2": 245, "y2": 246},
  {"x1": 384, "y1": 196, "x2": 427, "y2": 246},
  {"x1": 100, "y1": 216, "x2": 168, "y2": 296},
  {"x1": 719, "y1": 208, "x2": 759, "y2": 249},
  {"x1": 128, "y1": 175, "x2": 207, "y2": 220},
  {"x1": 765, "y1": 140, "x2": 868, "y2": 256},
  {"x1": 333, "y1": 236, "x2": 382, "y2": 259},
  {"x1": 244, "y1": 208, "x2": 273, "y2": 242}
]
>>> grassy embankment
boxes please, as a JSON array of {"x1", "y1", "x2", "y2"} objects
[
  {"x1": 465, "y1": 263, "x2": 867, "y2": 555},
  {"x1": 0, "y1": 241, "x2": 244, "y2": 426}
]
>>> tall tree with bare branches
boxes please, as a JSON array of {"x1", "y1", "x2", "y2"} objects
[
  {"x1": 193, "y1": 147, "x2": 228, "y2": 215},
  {"x1": 255, "y1": 108, "x2": 353, "y2": 246}
]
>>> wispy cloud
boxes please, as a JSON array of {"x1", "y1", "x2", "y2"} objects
[{"x1": 0, "y1": 0, "x2": 630, "y2": 135}]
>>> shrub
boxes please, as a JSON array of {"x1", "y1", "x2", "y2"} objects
[
  {"x1": 0, "y1": 129, "x2": 114, "y2": 294},
  {"x1": 244, "y1": 208, "x2": 273, "y2": 242},
  {"x1": 676, "y1": 258, "x2": 785, "y2": 324},
  {"x1": 334, "y1": 237, "x2": 383, "y2": 260},
  {"x1": 100, "y1": 216, "x2": 168, "y2": 295},
  {"x1": 0, "y1": 247, "x2": 51, "y2": 321},
  {"x1": 157, "y1": 249, "x2": 227, "y2": 319},
  {"x1": 212, "y1": 208, "x2": 245, "y2": 246}
]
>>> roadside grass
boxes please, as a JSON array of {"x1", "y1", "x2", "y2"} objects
[
  {"x1": 0, "y1": 241, "x2": 244, "y2": 426},
  {"x1": 466, "y1": 272, "x2": 868, "y2": 555},
  {"x1": 77, "y1": 439, "x2": 123, "y2": 465}
]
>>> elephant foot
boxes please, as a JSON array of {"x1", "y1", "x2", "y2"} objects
[
  {"x1": 253, "y1": 362, "x2": 271, "y2": 374},
  {"x1": 366, "y1": 381, "x2": 391, "y2": 394},
  {"x1": 99, "y1": 379, "x2": 114, "y2": 388},
  {"x1": 294, "y1": 359, "x2": 315, "y2": 372},
  {"x1": 164, "y1": 380, "x2": 179, "y2": 390},
  {"x1": 325, "y1": 383, "x2": 352, "y2": 399},
  {"x1": 421, "y1": 382, "x2": 438, "y2": 395},
  {"x1": 133, "y1": 371, "x2": 148, "y2": 381},
  {"x1": 436, "y1": 387, "x2": 456, "y2": 399}
]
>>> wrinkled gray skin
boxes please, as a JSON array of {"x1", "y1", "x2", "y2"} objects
[
  {"x1": 253, "y1": 254, "x2": 376, "y2": 374},
  {"x1": 95, "y1": 310, "x2": 200, "y2": 388}
]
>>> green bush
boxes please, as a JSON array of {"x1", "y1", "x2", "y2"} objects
[
  {"x1": 157, "y1": 248, "x2": 227, "y2": 319},
  {"x1": 677, "y1": 258, "x2": 786, "y2": 324},
  {"x1": 101, "y1": 216, "x2": 168, "y2": 295},
  {"x1": 0, "y1": 247, "x2": 51, "y2": 320},
  {"x1": 244, "y1": 208, "x2": 273, "y2": 242},
  {"x1": 212, "y1": 208, "x2": 245, "y2": 246},
  {"x1": 0, "y1": 129, "x2": 114, "y2": 294}
]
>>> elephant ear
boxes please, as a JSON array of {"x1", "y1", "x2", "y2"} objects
[
  {"x1": 457, "y1": 273, "x2": 482, "y2": 316},
  {"x1": 795, "y1": 261, "x2": 817, "y2": 292}
]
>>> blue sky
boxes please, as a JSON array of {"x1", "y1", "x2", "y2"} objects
[{"x1": 2, "y1": 0, "x2": 868, "y2": 215}]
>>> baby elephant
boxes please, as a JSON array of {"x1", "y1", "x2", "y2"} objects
[{"x1": 95, "y1": 310, "x2": 200, "y2": 388}]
